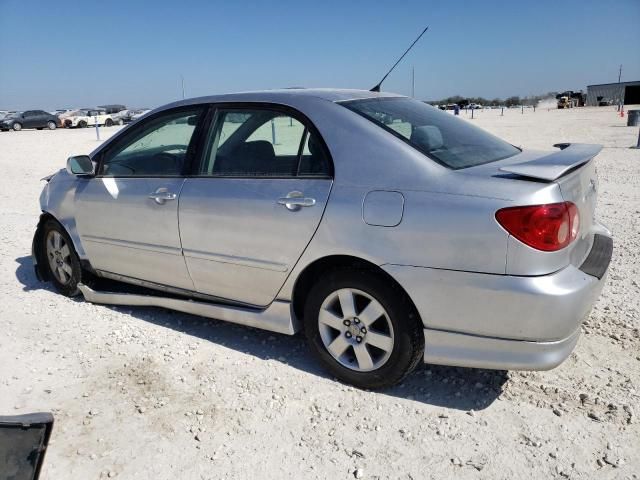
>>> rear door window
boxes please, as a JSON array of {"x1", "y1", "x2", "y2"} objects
[{"x1": 199, "y1": 108, "x2": 331, "y2": 178}]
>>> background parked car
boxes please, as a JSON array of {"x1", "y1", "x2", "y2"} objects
[
  {"x1": 112, "y1": 108, "x2": 148, "y2": 125},
  {"x1": 0, "y1": 110, "x2": 16, "y2": 121},
  {"x1": 64, "y1": 109, "x2": 116, "y2": 128},
  {"x1": 0, "y1": 110, "x2": 59, "y2": 131},
  {"x1": 51, "y1": 108, "x2": 75, "y2": 117},
  {"x1": 129, "y1": 109, "x2": 151, "y2": 122},
  {"x1": 97, "y1": 104, "x2": 127, "y2": 114}
]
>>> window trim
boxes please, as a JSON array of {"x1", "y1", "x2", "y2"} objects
[
  {"x1": 187, "y1": 102, "x2": 334, "y2": 180},
  {"x1": 94, "y1": 105, "x2": 208, "y2": 179}
]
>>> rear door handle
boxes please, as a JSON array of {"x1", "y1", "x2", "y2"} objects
[
  {"x1": 277, "y1": 191, "x2": 316, "y2": 211},
  {"x1": 149, "y1": 188, "x2": 177, "y2": 205}
]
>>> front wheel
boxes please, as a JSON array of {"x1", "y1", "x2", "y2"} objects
[
  {"x1": 47, "y1": 121, "x2": 57, "y2": 130},
  {"x1": 12, "y1": 122, "x2": 22, "y2": 131},
  {"x1": 78, "y1": 120, "x2": 87, "y2": 128},
  {"x1": 40, "y1": 220, "x2": 84, "y2": 296},
  {"x1": 104, "y1": 118, "x2": 113, "y2": 127},
  {"x1": 304, "y1": 268, "x2": 424, "y2": 390}
]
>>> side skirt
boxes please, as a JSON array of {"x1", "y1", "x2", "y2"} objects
[{"x1": 78, "y1": 284, "x2": 298, "y2": 335}]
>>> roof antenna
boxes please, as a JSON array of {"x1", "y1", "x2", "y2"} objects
[{"x1": 370, "y1": 26, "x2": 429, "y2": 93}]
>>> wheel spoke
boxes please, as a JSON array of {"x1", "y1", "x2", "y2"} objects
[
  {"x1": 338, "y1": 289, "x2": 357, "y2": 319},
  {"x1": 53, "y1": 232, "x2": 61, "y2": 249},
  {"x1": 326, "y1": 335, "x2": 350, "y2": 359},
  {"x1": 365, "y1": 331, "x2": 394, "y2": 352},
  {"x1": 358, "y1": 299, "x2": 385, "y2": 327},
  {"x1": 61, "y1": 262, "x2": 73, "y2": 275},
  {"x1": 319, "y1": 308, "x2": 344, "y2": 331},
  {"x1": 59, "y1": 244, "x2": 70, "y2": 258},
  {"x1": 353, "y1": 344, "x2": 374, "y2": 370},
  {"x1": 47, "y1": 235, "x2": 56, "y2": 253},
  {"x1": 57, "y1": 266, "x2": 67, "y2": 282}
]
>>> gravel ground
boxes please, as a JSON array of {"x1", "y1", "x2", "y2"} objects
[{"x1": 0, "y1": 106, "x2": 638, "y2": 479}]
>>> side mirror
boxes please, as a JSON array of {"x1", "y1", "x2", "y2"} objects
[{"x1": 66, "y1": 155, "x2": 96, "y2": 176}]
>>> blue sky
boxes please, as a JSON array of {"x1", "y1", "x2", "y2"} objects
[{"x1": 1, "y1": 0, "x2": 639, "y2": 110}]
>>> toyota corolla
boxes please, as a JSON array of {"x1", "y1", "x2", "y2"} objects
[{"x1": 32, "y1": 89, "x2": 612, "y2": 389}]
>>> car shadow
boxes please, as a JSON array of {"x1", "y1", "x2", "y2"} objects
[{"x1": 15, "y1": 255, "x2": 507, "y2": 410}]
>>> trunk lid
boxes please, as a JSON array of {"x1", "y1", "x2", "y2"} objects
[{"x1": 499, "y1": 143, "x2": 601, "y2": 267}]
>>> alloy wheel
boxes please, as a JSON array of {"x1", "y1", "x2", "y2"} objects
[
  {"x1": 46, "y1": 230, "x2": 73, "y2": 284},
  {"x1": 318, "y1": 288, "x2": 394, "y2": 372}
]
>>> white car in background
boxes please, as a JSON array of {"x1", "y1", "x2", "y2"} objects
[{"x1": 63, "y1": 109, "x2": 116, "y2": 128}]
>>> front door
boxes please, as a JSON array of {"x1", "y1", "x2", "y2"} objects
[
  {"x1": 179, "y1": 106, "x2": 333, "y2": 306},
  {"x1": 75, "y1": 106, "x2": 206, "y2": 291}
]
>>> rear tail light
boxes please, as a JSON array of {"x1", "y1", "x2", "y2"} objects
[{"x1": 496, "y1": 202, "x2": 579, "y2": 252}]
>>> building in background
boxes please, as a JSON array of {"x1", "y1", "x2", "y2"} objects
[{"x1": 586, "y1": 81, "x2": 640, "y2": 106}]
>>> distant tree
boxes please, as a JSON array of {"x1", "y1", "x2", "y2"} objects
[{"x1": 505, "y1": 96, "x2": 521, "y2": 107}]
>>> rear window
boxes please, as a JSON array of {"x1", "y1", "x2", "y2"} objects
[{"x1": 342, "y1": 97, "x2": 520, "y2": 169}]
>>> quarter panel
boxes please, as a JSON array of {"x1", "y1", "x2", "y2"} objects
[{"x1": 277, "y1": 185, "x2": 511, "y2": 301}]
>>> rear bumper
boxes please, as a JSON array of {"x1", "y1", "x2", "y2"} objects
[
  {"x1": 383, "y1": 233, "x2": 612, "y2": 370},
  {"x1": 423, "y1": 327, "x2": 581, "y2": 370}
]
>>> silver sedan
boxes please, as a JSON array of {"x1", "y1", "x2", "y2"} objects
[{"x1": 32, "y1": 89, "x2": 612, "y2": 389}]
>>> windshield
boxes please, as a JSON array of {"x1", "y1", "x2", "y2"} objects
[{"x1": 342, "y1": 97, "x2": 520, "y2": 169}]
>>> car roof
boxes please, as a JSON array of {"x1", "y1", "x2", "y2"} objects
[{"x1": 162, "y1": 88, "x2": 405, "y2": 111}]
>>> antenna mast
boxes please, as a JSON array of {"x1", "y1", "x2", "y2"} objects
[{"x1": 370, "y1": 26, "x2": 429, "y2": 92}]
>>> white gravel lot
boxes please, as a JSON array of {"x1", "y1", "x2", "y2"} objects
[{"x1": 0, "y1": 106, "x2": 639, "y2": 480}]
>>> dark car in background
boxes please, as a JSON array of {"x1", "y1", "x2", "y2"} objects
[
  {"x1": 98, "y1": 104, "x2": 126, "y2": 114},
  {"x1": 0, "y1": 110, "x2": 59, "y2": 131}
]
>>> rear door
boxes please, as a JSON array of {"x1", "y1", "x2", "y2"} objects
[
  {"x1": 178, "y1": 105, "x2": 333, "y2": 306},
  {"x1": 34, "y1": 110, "x2": 50, "y2": 127},
  {"x1": 75, "y1": 106, "x2": 206, "y2": 290},
  {"x1": 22, "y1": 111, "x2": 37, "y2": 128}
]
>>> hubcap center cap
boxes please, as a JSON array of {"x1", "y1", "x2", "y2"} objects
[{"x1": 345, "y1": 318, "x2": 366, "y2": 340}]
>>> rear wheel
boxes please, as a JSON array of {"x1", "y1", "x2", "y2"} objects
[
  {"x1": 12, "y1": 122, "x2": 22, "y2": 131},
  {"x1": 40, "y1": 220, "x2": 84, "y2": 296},
  {"x1": 105, "y1": 118, "x2": 113, "y2": 127},
  {"x1": 47, "y1": 121, "x2": 57, "y2": 130},
  {"x1": 304, "y1": 268, "x2": 424, "y2": 389}
]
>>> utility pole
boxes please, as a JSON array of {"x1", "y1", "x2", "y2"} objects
[
  {"x1": 411, "y1": 66, "x2": 415, "y2": 98},
  {"x1": 618, "y1": 64, "x2": 622, "y2": 83},
  {"x1": 180, "y1": 75, "x2": 185, "y2": 99}
]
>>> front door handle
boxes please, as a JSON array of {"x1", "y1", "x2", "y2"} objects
[
  {"x1": 148, "y1": 188, "x2": 177, "y2": 205},
  {"x1": 277, "y1": 191, "x2": 316, "y2": 211}
]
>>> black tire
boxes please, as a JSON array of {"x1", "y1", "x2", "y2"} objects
[
  {"x1": 40, "y1": 219, "x2": 86, "y2": 296},
  {"x1": 47, "y1": 121, "x2": 57, "y2": 130},
  {"x1": 303, "y1": 268, "x2": 424, "y2": 390},
  {"x1": 78, "y1": 120, "x2": 87, "y2": 128},
  {"x1": 105, "y1": 118, "x2": 113, "y2": 127},
  {"x1": 36, "y1": 127, "x2": 43, "y2": 130},
  {"x1": 12, "y1": 122, "x2": 22, "y2": 131}
]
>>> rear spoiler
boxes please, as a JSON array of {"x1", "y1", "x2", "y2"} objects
[{"x1": 499, "y1": 143, "x2": 602, "y2": 181}]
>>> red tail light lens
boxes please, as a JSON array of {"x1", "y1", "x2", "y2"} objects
[{"x1": 496, "y1": 202, "x2": 579, "y2": 252}]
